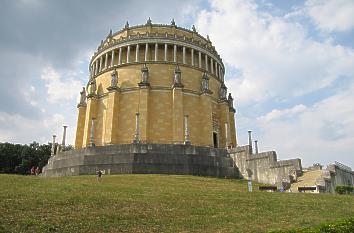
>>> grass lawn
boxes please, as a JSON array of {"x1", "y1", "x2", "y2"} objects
[{"x1": 0, "y1": 174, "x2": 353, "y2": 233}]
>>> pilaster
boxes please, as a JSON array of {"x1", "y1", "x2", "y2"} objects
[
  {"x1": 82, "y1": 95, "x2": 98, "y2": 147},
  {"x1": 104, "y1": 87, "x2": 120, "y2": 144},
  {"x1": 138, "y1": 86, "x2": 149, "y2": 142},
  {"x1": 199, "y1": 93, "x2": 213, "y2": 146},
  {"x1": 172, "y1": 87, "x2": 184, "y2": 143},
  {"x1": 218, "y1": 101, "x2": 230, "y2": 149},
  {"x1": 229, "y1": 110, "x2": 237, "y2": 147},
  {"x1": 75, "y1": 104, "x2": 87, "y2": 149}
]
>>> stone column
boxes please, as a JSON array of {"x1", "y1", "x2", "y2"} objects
[
  {"x1": 61, "y1": 125, "x2": 68, "y2": 147},
  {"x1": 118, "y1": 47, "x2": 122, "y2": 65},
  {"x1": 104, "y1": 53, "x2": 108, "y2": 69},
  {"x1": 99, "y1": 57, "x2": 103, "y2": 72},
  {"x1": 111, "y1": 50, "x2": 115, "y2": 67},
  {"x1": 225, "y1": 122, "x2": 229, "y2": 148},
  {"x1": 145, "y1": 43, "x2": 149, "y2": 61},
  {"x1": 248, "y1": 130, "x2": 252, "y2": 154},
  {"x1": 255, "y1": 140, "x2": 258, "y2": 154},
  {"x1": 138, "y1": 86, "x2": 149, "y2": 142},
  {"x1": 89, "y1": 118, "x2": 95, "y2": 147},
  {"x1": 136, "y1": 44, "x2": 140, "y2": 62},
  {"x1": 51, "y1": 135, "x2": 56, "y2": 156},
  {"x1": 126, "y1": 45, "x2": 130, "y2": 63},
  {"x1": 198, "y1": 51, "x2": 202, "y2": 68},
  {"x1": 173, "y1": 44, "x2": 177, "y2": 63},
  {"x1": 191, "y1": 49, "x2": 194, "y2": 66},
  {"x1": 182, "y1": 46, "x2": 186, "y2": 64},
  {"x1": 164, "y1": 44, "x2": 168, "y2": 61},
  {"x1": 229, "y1": 109, "x2": 237, "y2": 147},
  {"x1": 95, "y1": 60, "x2": 98, "y2": 75},
  {"x1": 154, "y1": 43, "x2": 158, "y2": 61},
  {"x1": 133, "y1": 112, "x2": 140, "y2": 143},
  {"x1": 184, "y1": 114, "x2": 190, "y2": 145},
  {"x1": 211, "y1": 58, "x2": 214, "y2": 74},
  {"x1": 205, "y1": 54, "x2": 208, "y2": 71}
]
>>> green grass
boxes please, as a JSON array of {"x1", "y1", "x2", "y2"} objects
[{"x1": 0, "y1": 174, "x2": 353, "y2": 233}]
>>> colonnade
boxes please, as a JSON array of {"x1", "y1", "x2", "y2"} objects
[{"x1": 90, "y1": 42, "x2": 225, "y2": 81}]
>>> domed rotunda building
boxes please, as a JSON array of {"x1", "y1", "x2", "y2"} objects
[{"x1": 43, "y1": 19, "x2": 239, "y2": 177}]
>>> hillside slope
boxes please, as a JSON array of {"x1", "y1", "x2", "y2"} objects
[{"x1": 0, "y1": 174, "x2": 353, "y2": 233}]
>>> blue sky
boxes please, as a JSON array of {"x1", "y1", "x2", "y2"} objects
[{"x1": 0, "y1": 0, "x2": 353, "y2": 168}]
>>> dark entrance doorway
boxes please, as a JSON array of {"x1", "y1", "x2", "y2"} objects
[{"x1": 213, "y1": 132, "x2": 218, "y2": 148}]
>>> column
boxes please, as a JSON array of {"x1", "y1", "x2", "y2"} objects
[
  {"x1": 225, "y1": 122, "x2": 229, "y2": 148},
  {"x1": 126, "y1": 45, "x2": 130, "y2": 63},
  {"x1": 198, "y1": 51, "x2": 202, "y2": 68},
  {"x1": 184, "y1": 115, "x2": 190, "y2": 145},
  {"x1": 229, "y1": 110, "x2": 237, "y2": 147},
  {"x1": 133, "y1": 113, "x2": 140, "y2": 143},
  {"x1": 51, "y1": 135, "x2": 56, "y2": 156},
  {"x1": 164, "y1": 44, "x2": 168, "y2": 61},
  {"x1": 211, "y1": 58, "x2": 214, "y2": 74},
  {"x1": 255, "y1": 140, "x2": 258, "y2": 154},
  {"x1": 219, "y1": 101, "x2": 230, "y2": 149},
  {"x1": 154, "y1": 43, "x2": 158, "y2": 61},
  {"x1": 61, "y1": 125, "x2": 68, "y2": 147},
  {"x1": 173, "y1": 44, "x2": 177, "y2": 63},
  {"x1": 182, "y1": 46, "x2": 186, "y2": 64},
  {"x1": 99, "y1": 57, "x2": 103, "y2": 72},
  {"x1": 89, "y1": 118, "x2": 95, "y2": 147},
  {"x1": 145, "y1": 43, "x2": 149, "y2": 61},
  {"x1": 95, "y1": 60, "x2": 98, "y2": 75},
  {"x1": 191, "y1": 49, "x2": 194, "y2": 66},
  {"x1": 118, "y1": 47, "x2": 122, "y2": 65},
  {"x1": 205, "y1": 54, "x2": 208, "y2": 71},
  {"x1": 111, "y1": 50, "x2": 115, "y2": 67},
  {"x1": 248, "y1": 130, "x2": 252, "y2": 154},
  {"x1": 104, "y1": 53, "x2": 108, "y2": 69},
  {"x1": 135, "y1": 44, "x2": 140, "y2": 62}
]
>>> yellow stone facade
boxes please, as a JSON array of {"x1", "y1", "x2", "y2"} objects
[{"x1": 75, "y1": 21, "x2": 237, "y2": 149}]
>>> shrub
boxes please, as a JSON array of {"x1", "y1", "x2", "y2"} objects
[
  {"x1": 335, "y1": 185, "x2": 354, "y2": 195},
  {"x1": 269, "y1": 218, "x2": 354, "y2": 233}
]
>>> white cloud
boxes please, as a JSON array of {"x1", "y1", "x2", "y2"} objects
[
  {"x1": 258, "y1": 104, "x2": 307, "y2": 122},
  {"x1": 195, "y1": 0, "x2": 354, "y2": 106},
  {"x1": 41, "y1": 66, "x2": 83, "y2": 103},
  {"x1": 305, "y1": 0, "x2": 354, "y2": 32},
  {"x1": 256, "y1": 84, "x2": 354, "y2": 166},
  {"x1": 0, "y1": 111, "x2": 65, "y2": 144}
]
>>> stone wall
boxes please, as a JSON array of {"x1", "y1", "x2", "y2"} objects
[
  {"x1": 229, "y1": 145, "x2": 302, "y2": 186},
  {"x1": 327, "y1": 163, "x2": 354, "y2": 193},
  {"x1": 43, "y1": 144, "x2": 240, "y2": 178}
]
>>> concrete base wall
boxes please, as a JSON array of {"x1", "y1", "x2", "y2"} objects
[
  {"x1": 230, "y1": 145, "x2": 302, "y2": 186},
  {"x1": 42, "y1": 144, "x2": 240, "y2": 178}
]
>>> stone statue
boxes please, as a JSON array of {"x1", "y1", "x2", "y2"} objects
[
  {"x1": 201, "y1": 72, "x2": 209, "y2": 91},
  {"x1": 192, "y1": 25, "x2": 196, "y2": 32},
  {"x1": 125, "y1": 21, "x2": 129, "y2": 29},
  {"x1": 89, "y1": 78, "x2": 97, "y2": 95},
  {"x1": 146, "y1": 17, "x2": 152, "y2": 26},
  {"x1": 111, "y1": 69, "x2": 118, "y2": 87},
  {"x1": 219, "y1": 83, "x2": 227, "y2": 99},
  {"x1": 228, "y1": 93, "x2": 234, "y2": 108},
  {"x1": 80, "y1": 87, "x2": 86, "y2": 104},
  {"x1": 171, "y1": 18, "x2": 176, "y2": 26},
  {"x1": 174, "y1": 65, "x2": 182, "y2": 86},
  {"x1": 141, "y1": 64, "x2": 149, "y2": 84}
]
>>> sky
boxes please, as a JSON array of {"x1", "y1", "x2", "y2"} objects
[{"x1": 0, "y1": 0, "x2": 353, "y2": 168}]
